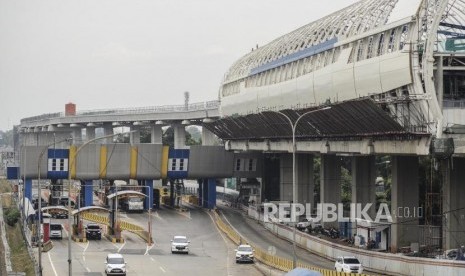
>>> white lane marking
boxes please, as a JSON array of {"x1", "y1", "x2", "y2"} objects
[
  {"x1": 150, "y1": 257, "x2": 155, "y2": 262},
  {"x1": 206, "y1": 211, "x2": 232, "y2": 276},
  {"x1": 82, "y1": 241, "x2": 89, "y2": 261},
  {"x1": 117, "y1": 241, "x2": 126, "y2": 253},
  {"x1": 159, "y1": 266, "x2": 166, "y2": 273},
  {"x1": 85, "y1": 267, "x2": 91, "y2": 272},
  {"x1": 47, "y1": 252, "x2": 58, "y2": 276},
  {"x1": 145, "y1": 244, "x2": 155, "y2": 255},
  {"x1": 154, "y1": 211, "x2": 165, "y2": 222}
]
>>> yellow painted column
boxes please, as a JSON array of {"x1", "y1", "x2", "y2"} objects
[
  {"x1": 99, "y1": 145, "x2": 107, "y2": 179},
  {"x1": 69, "y1": 145, "x2": 77, "y2": 178},
  {"x1": 161, "y1": 146, "x2": 169, "y2": 179}
]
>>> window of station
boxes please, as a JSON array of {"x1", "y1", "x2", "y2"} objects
[
  {"x1": 356, "y1": 40, "x2": 365, "y2": 61},
  {"x1": 366, "y1": 36, "x2": 375, "y2": 59},
  {"x1": 235, "y1": 159, "x2": 241, "y2": 171},
  {"x1": 443, "y1": 73, "x2": 465, "y2": 101},
  {"x1": 399, "y1": 24, "x2": 409, "y2": 50},
  {"x1": 377, "y1": 33, "x2": 385, "y2": 56},
  {"x1": 387, "y1": 28, "x2": 397, "y2": 53}
]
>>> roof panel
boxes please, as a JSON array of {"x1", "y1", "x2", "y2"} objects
[{"x1": 204, "y1": 98, "x2": 427, "y2": 141}]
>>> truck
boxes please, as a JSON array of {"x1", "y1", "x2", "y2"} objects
[{"x1": 121, "y1": 196, "x2": 144, "y2": 213}]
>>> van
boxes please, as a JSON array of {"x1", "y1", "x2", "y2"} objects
[{"x1": 50, "y1": 223, "x2": 63, "y2": 239}]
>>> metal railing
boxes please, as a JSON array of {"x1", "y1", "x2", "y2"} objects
[{"x1": 20, "y1": 100, "x2": 220, "y2": 124}]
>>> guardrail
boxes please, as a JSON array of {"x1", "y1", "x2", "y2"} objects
[{"x1": 214, "y1": 210, "x2": 366, "y2": 276}]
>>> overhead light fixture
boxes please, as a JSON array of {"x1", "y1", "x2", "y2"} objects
[
  {"x1": 112, "y1": 122, "x2": 121, "y2": 126},
  {"x1": 133, "y1": 121, "x2": 146, "y2": 126},
  {"x1": 57, "y1": 123, "x2": 65, "y2": 128},
  {"x1": 70, "y1": 123, "x2": 81, "y2": 128},
  {"x1": 181, "y1": 120, "x2": 191, "y2": 125},
  {"x1": 202, "y1": 118, "x2": 215, "y2": 123},
  {"x1": 87, "y1": 122, "x2": 96, "y2": 127},
  {"x1": 155, "y1": 120, "x2": 165, "y2": 125}
]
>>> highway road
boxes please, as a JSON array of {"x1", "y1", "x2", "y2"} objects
[
  {"x1": 41, "y1": 205, "x2": 263, "y2": 276},
  {"x1": 218, "y1": 205, "x2": 336, "y2": 270}
]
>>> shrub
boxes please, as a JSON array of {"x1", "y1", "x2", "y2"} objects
[{"x1": 5, "y1": 207, "x2": 20, "y2": 226}]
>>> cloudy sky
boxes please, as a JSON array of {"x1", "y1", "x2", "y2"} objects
[{"x1": 0, "y1": 0, "x2": 358, "y2": 131}]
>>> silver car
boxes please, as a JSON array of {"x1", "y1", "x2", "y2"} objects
[{"x1": 171, "y1": 235, "x2": 190, "y2": 254}]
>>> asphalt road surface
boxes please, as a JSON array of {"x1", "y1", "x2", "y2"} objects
[{"x1": 41, "y1": 205, "x2": 263, "y2": 276}]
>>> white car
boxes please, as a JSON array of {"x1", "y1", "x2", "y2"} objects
[
  {"x1": 235, "y1": 244, "x2": 254, "y2": 263},
  {"x1": 104, "y1": 253, "x2": 127, "y2": 276},
  {"x1": 335, "y1": 256, "x2": 363, "y2": 274},
  {"x1": 171, "y1": 235, "x2": 190, "y2": 254}
]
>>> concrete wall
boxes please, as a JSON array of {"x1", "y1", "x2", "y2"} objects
[{"x1": 247, "y1": 207, "x2": 465, "y2": 276}]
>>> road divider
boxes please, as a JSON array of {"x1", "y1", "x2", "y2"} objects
[
  {"x1": 81, "y1": 213, "x2": 152, "y2": 244},
  {"x1": 214, "y1": 210, "x2": 368, "y2": 276}
]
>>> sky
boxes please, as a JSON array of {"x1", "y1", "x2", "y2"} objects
[{"x1": 0, "y1": 0, "x2": 358, "y2": 131}]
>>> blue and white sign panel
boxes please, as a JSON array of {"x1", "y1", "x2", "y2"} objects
[
  {"x1": 47, "y1": 149, "x2": 69, "y2": 179},
  {"x1": 167, "y1": 149, "x2": 189, "y2": 179}
]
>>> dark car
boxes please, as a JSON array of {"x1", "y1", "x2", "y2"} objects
[
  {"x1": 85, "y1": 223, "x2": 102, "y2": 240},
  {"x1": 51, "y1": 212, "x2": 68, "y2": 219}
]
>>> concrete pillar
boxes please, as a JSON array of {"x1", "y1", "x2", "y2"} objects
[
  {"x1": 320, "y1": 154, "x2": 341, "y2": 227},
  {"x1": 151, "y1": 125, "x2": 162, "y2": 144},
  {"x1": 280, "y1": 153, "x2": 293, "y2": 202},
  {"x1": 390, "y1": 156, "x2": 419, "y2": 252},
  {"x1": 198, "y1": 179, "x2": 203, "y2": 207},
  {"x1": 25, "y1": 179, "x2": 32, "y2": 201},
  {"x1": 351, "y1": 156, "x2": 377, "y2": 219},
  {"x1": 201, "y1": 127, "x2": 216, "y2": 146},
  {"x1": 144, "y1": 180, "x2": 154, "y2": 210},
  {"x1": 280, "y1": 153, "x2": 314, "y2": 205},
  {"x1": 103, "y1": 125, "x2": 114, "y2": 143},
  {"x1": 81, "y1": 180, "x2": 93, "y2": 207},
  {"x1": 206, "y1": 178, "x2": 216, "y2": 209},
  {"x1": 173, "y1": 124, "x2": 186, "y2": 149},
  {"x1": 85, "y1": 127, "x2": 96, "y2": 141},
  {"x1": 71, "y1": 128, "x2": 82, "y2": 144},
  {"x1": 130, "y1": 126, "x2": 140, "y2": 144},
  {"x1": 297, "y1": 154, "x2": 314, "y2": 206},
  {"x1": 37, "y1": 132, "x2": 53, "y2": 146},
  {"x1": 443, "y1": 157, "x2": 465, "y2": 250}
]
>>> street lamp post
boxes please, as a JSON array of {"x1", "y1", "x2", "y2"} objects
[
  {"x1": 36, "y1": 137, "x2": 72, "y2": 276},
  {"x1": 67, "y1": 131, "x2": 131, "y2": 276},
  {"x1": 267, "y1": 106, "x2": 330, "y2": 268},
  {"x1": 111, "y1": 184, "x2": 152, "y2": 246}
]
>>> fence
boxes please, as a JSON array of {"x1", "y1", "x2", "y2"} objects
[{"x1": 214, "y1": 210, "x2": 365, "y2": 276}]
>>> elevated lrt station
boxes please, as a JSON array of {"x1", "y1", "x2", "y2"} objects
[{"x1": 7, "y1": 0, "x2": 465, "y2": 275}]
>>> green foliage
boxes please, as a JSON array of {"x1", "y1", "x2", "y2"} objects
[
  {"x1": 0, "y1": 130, "x2": 13, "y2": 147},
  {"x1": 162, "y1": 126, "x2": 201, "y2": 147},
  {"x1": 4, "y1": 207, "x2": 20, "y2": 226},
  {"x1": 340, "y1": 164, "x2": 352, "y2": 211}
]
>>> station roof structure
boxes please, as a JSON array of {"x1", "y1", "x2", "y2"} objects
[{"x1": 204, "y1": 98, "x2": 429, "y2": 141}]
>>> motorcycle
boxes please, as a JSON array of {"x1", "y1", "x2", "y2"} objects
[{"x1": 329, "y1": 227, "x2": 340, "y2": 239}]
